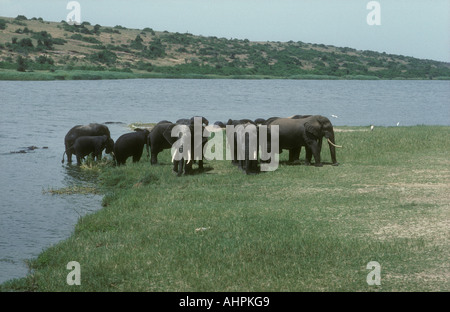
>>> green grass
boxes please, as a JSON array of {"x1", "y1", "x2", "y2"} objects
[
  {"x1": 1, "y1": 69, "x2": 444, "y2": 81},
  {"x1": 0, "y1": 69, "x2": 248, "y2": 81},
  {"x1": 0, "y1": 69, "x2": 153, "y2": 81},
  {"x1": 1, "y1": 126, "x2": 449, "y2": 291}
]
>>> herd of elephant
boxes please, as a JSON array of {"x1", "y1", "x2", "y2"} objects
[{"x1": 61, "y1": 114, "x2": 341, "y2": 176}]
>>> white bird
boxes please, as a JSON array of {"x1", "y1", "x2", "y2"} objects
[
  {"x1": 331, "y1": 114, "x2": 338, "y2": 118},
  {"x1": 370, "y1": 125, "x2": 374, "y2": 131},
  {"x1": 396, "y1": 122, "x2": 400, "y2": 126}
]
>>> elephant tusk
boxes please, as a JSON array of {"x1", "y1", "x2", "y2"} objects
[
  {"x1": 327, "y1": 138, "x2": 342, "y2": 148},
  {"x1": 187, "y1": 149, "x2": 192, "y2": 164}
]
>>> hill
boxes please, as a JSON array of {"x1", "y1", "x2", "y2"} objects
[{"x1": 1, "y1": 15, "x2": 450, "y2": 80}]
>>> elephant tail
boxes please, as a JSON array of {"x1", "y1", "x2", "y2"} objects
[
  {"x1": 111, "y1": 151, "x2": 117, "y2": 165},
  {"x1": 146, "y1": 136, "x2": 151, "y2": 158},
  {"x1": 62, "y1": 146, "x2": 74, "y2": 163}
]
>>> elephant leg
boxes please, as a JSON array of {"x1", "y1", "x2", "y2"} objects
[
  {"x1": 133, "y1": 154, "x2": 141, "y2": 163},
  {"x1": 76, "y1": 155, "x2": 82, "y2": 165},
  {"x1": 178, "y1": 159, "x2": 185, "y2": 176},
  {"x1": 151, "y1": 152, "x2": 158, "y2": 165},
  {"x1": 289, "y1": 147, "x2": 301, "y2": 164},
  {"x1": 232, "y1": 145, "x2": 238, "y2": 165},
  {"x1": 317, "y1": 138, "x2": 323, "y2": 155},
  {"x1": 248, "y1": 160, "x2": 259, "y2": 174},
  {"x1": 185, "y1": 159, "x2": 193, "y2": 174},
  {"x1": 65, "y1": 143, "x2": 73, "y2": 163},
  {"x1": 67, "y1": 151, "x2": 73, "y2": 163},
  {"x1": 232, "y1": 134, "x2": 239, "y2": 165},
  {"x1": 238, "y1": 158, "x2": 244, "y2": 171},
  {"x1": 133, "y1": 149, "x2": 144, "y2": 163},
  {"x1": 244, "y1": 158, "x2": 252, "y2": 174},
  {"x1": 305, "y1": 147, "x2": 312, "y2": 166},
  {"x1": 309, "y1": 142, "x2": 322, "y2": 167}
]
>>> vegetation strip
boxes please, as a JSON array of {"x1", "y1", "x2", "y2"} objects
[{"x1": 1, "y1": 15, "x2": 449, "y2": 80}]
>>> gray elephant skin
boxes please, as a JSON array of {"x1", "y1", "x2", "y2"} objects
[
  {"x1": 62, "y1": 135, "x2": 114, "y2": 165},
  {"x1": 267, "y1": 115, "x2": 339, "y2": 167},
  {"x1": 227, "y1": 119, "x2": 260, "y2": 175},
  {"x1": 113, "y1": 128, "x2": 150, "y2": 166},
  {"x1": 64, "y1": 123, "x2": 111, "y2": 163},
  {"x1": 148, "y1": 121, "x2": 174, "y2": 165},
  {"x1": 148, "y1": 118, "x2": 209, "y2": 176}
]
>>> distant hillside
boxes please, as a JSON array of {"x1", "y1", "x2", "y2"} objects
[{"x1": 1, "y1": 15, "x2": 450, "y2": 80}]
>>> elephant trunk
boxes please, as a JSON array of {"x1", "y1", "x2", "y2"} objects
[
  {"x1": 326, "y1": 132, "x2": 339, "y2": 165},
  {"x1": 61, "y1": 151, "x2": 66, "y2": 163}
]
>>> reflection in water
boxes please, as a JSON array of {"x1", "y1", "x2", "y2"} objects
[{"x1": 63, "y1": 163, "x2": 101, "y2": 185}]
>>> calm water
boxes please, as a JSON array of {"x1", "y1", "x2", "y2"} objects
[{"x1": 0, "y1": 79, "x2": 449, "y2": 284}]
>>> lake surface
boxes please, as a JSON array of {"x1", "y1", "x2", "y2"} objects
[{"x1": 0, "y1": 79, "x2": 449, "y2": 284}]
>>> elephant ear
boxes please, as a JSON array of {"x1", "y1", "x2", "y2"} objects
[
  {"x1": 304, "y1": 120, "x2": 322, "y2": 138},
  {"x1": 162, "y1": 124, "x2": 178, "y2": 144},
  {"x1": 163, "y1": 124, "x2": 191, "y2": 145}
]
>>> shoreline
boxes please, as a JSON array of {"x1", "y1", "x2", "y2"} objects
[{"x1": 1, "y1": 69, "x2": 450, "y2": 81}]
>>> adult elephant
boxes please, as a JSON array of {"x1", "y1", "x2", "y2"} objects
[
  {"x1": 63, "y1": 123, "x2": 111, "y2": 163},
  {"x1": 213, "y1": 121, "x2": 226, "y2": 128},
  {"x1": 226, "y1": 118, "x2": 254, "y2": 126},
  {"x1": 226, "y1": 119, "x2": 260, "y2": 174},
  {"x1": 113, "y1": 128, "x2": 150, "y2": 166},
  {"x1": 61, "y1": 135, "x2": 114, "y2": 165},
  {"x1": 268, "y1": 115, "x2": 341, "y2": 166},
  {"x1": 288, "y1": 114, "x2": 312, "y2": 119},
  {"x1": 236, "y1": 121, "x2": 260, "y2": 174},
  {"x1": 254, "y1": 118, "x2": 267, "y2": 125},
  {"x1": 261, "y1": 117, "x2": 281, "y2": 125},
  {"x1": 148, "y1": 119, "x2": 209, "y2": 174},
  {"x1": 176, "y1": 116, "x2": 209, "y2": 126},
  {"x1": 148, "y1": 121, "x2": 175, "y2": 165}
]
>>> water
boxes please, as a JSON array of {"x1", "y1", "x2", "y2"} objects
[{"x1": 0, "y1": 79, "x2": 449, "y2": 284}]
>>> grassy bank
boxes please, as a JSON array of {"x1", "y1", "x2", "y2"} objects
[
  {"x1": 0, "y1": 68, "x2": 223, "y2": 81},
  {"x1": 1, "y1": 126, "x2": 449, "y2": 291},
  {"x1": 2, "y1": 69, "x2": 450, "y2": 81},
  {"x1": 0, "y1": 68, "x2": 379, "y2": 81}
]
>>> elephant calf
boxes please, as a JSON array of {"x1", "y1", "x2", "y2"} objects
[
  {"x1": 63, "y1": 123, "x2": 111, "y2": 163},
  {"x1": 62, "y1": 135, "x2": 114, "y2": 165},
  {"x1": 113, "y1": 129, "x2": 150, "y2": 166}
]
